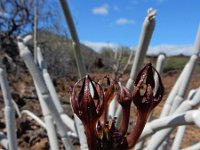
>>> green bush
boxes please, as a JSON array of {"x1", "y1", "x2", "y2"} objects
[{"x1": 163, "y1": 56, "x2": 189, "y2": 72}]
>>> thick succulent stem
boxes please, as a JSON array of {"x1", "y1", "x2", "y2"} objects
[
  {"x1": 127, "y1": 110, "x2": 149, "y2": 148},
  {"x1": 100, "y1": 104, "x2": 109, "y2": 125},
  {"x1": 119, "y1": 104, "x2": 131, "y2": 136},
  {"x1": 84, "y1": 124, "x2": 99, "y2": 150}
]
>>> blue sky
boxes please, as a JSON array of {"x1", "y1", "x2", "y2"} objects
[{"x1": 65, "y1": 0, "x2": 200, "y2": 55}]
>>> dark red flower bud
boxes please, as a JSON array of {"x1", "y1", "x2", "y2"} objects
[
  {"x1": 98, "y1": 76, "x2": 115, "y2": 124},
  {"x1": 132, "y1": 63, "x2": 164, "y2": 113},
  {"x1": 71, "y1": 75, "x2": 105, "y2": 150},
  {"x1": 116, "y1": 81, "x2": 132, "y2": 136},
  {"x1": 71, "y1": 75, "x2": 137, "y2": 149},
  {"x1": 98, "y1": 76, "x2": 115, "y2": 107},
  {"x1": 71, "y1": 75, "x2": 104, "y2": 124},
  {"x1": 117, "y1": 82, "x2": 132, "y2": 107},
  {"x1": 127, "y1": 63, "x2": 164, "y2": 148}
]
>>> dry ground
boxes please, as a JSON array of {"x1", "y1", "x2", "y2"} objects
[{"x1": 0, "y1": 70, "x2": 199, "y2": 149}]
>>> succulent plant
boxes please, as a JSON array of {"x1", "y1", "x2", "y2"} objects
[
  {"x1": 70, "y1": 63, "x2": 164, "y2": 150},
  {"x1": 127, "y1": 63, "x2": 164, "y2": 148}
]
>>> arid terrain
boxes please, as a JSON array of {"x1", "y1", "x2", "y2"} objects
[{"x1": 0, "y1": 70, "x2": 200, "y2": 150}]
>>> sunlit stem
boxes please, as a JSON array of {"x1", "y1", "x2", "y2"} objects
[
  {"x1": 17, "y1": 40, "x2": 73, "y2": 150},
  {"x1": 37, "y1": 47, "x2": 76, "y2": 133},
  {"x1": 0, "y1": 67, "x2": 18, "y2": 150},
  {"x1": 59, "y1": 1, "x2": 88, "y2": 149},
  {"x1": 115, "y1": 8, "x2": 156, "y2": 126},
  {"x1": 119, "y1": 104, "x2": 131, "y2": 136},
  {"x1": 0, "y1": 132, "x2": 8, "y2": 149},
  {"x1": 84, "y1": 123, "x2": 99, "y2": 150},
  {"x1": 147, "y1": 25, "x2": 200, "y2": 150},
  {"x1": 139, "y1": 110, "x2": 200, "y2": 141},
  {"x1": 127, "y1": 110, "x2": 149, "y2": 148}
]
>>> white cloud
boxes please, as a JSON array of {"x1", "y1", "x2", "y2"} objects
[
  {"x1": 83, "y1": 41, "x2": 194, "y2": 56},
  {"x1": 83, "y1": 41, "x2": 120, "y2": 51},
  {"x1": 116, "y1": 18, "x2": 135, "y2": 25},
  {"x1": 92, "y1": 4, "x2": 109, "y2": 15},
  {"x1": 148, "y1": 44, "x2": 193, "y2": 56}
]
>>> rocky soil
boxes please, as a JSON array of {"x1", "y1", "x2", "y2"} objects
[{"x1": 0, "y1": 71, "x2": 199, "y2": 150}]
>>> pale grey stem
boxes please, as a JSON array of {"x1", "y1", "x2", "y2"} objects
[
  {"x1": 147, "y1": 25, "x2": 200, "y2": 150},
  {"x1": 20, "y1": 41, "x2": 60, "y2": 150},
  {"x1": 122, "y1": 49, "x2": 134, "y2": 73},
  {"x1": 169, "y1": 55, "x2": 198, "y2": 114},
  {"x1": 139, "y1": 110, "x2": 200, "y2": 141},
  {"x1": 114, "y1": 104, "x2": 122, "y2": 128},
  {"x1": 21, "y1": 111, "x2": 78, "y2": 138},
  {"x1": 126, "y1": 8, "x2": 156, "y2": 91},
  {"x1": 193, "y1": 25, "x2": 200, "y2": 55},
  {"x1": 59, "y1": 0, "x2": 86, "y2": 77},
  {"x1": 159, "y1": 69, "x2": 183, "y2": 117},
  {"x1": 154, "y1": 54, "x2": 166, "y2": 94},
  {"x1": 17, "y1": 41, "x2": 73, "y2": 150},
  {"x1": 108, "y1": 96, "x2": 117, "y2": 118},
  {"x1": 33, "y1": 1, "x2": 38, "y2": 64},
  {"x1": 171, "y1": 126, "x2": 187, "y2": 150},
  {"x1": 113, "y1": 49, "x2": 123, "y2": 79},
  {"x1": 181, "y1": 142, "x2": 200, "y2": 150},
  {"x1": 12, "y1": 99, "x2": 21, "y2": 117},
  {"x1": 114, "y1": 50, "x2": 119, "y2": 60},
  {"x1": 157, "y1": 55, "x2": 198, "y2": 150},
  {"x1": 37, "y1": 47, "x2": 76, "y2": 133},
  {"x1": 169, "y1": 26, "x2": 200, "y2": 114},
  {"x1": 0, "y1": 132, "x2": 8, "y2": 149},
  {"x1": 59, "y1": 0, "x2": 88, "y2": 149},
  {"x1": 17, "y1": 35, "x2": 32, "y2": 44},
  {"x1": 115, "y1": 8, "x2": 156, "y2": 126},
  {"x1": 171, "y1": 89, "x2": 197, "y2": 150},
  {"x1": 0, "y1": 67, "x2": 18, "y2": 150},
  {"x1": 160, "y1": 25, "x2": 200, "y2": 118},
  {"x1": 21, "y1": 110, "x2": 46, "y2": 129},
  {"x1": 35, "y1": 79, "x2": 60, "y2": 150},
  {"x1": 146, "y1": 86, "x2": 200, "y2": 150},
  {"x1": 135, "y1": 141, "x2": 144, "y2": 150}
]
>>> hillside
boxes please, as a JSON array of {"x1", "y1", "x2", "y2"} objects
[{"x1": 34, "y1": 30, "x2": 106, "y2": 78}]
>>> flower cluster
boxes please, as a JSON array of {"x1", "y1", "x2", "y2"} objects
[{"x1": 70, "y1": 63, "x2": 164, "y2": 150}]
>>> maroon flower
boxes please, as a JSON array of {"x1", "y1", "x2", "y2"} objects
[
  {"x1": 97, "y1": 76, "x2": 115, "y2": 124},
  {"x1": 132, "y1": 63, "x2": 164, "y2": 113},
  {"x1": 71, "y1": 75, "x2": 104, "y2": 124},
  {"x1": 71, "y1": 75, "x2": 104, "y2": 149},
  {"x1": 116, "y1": 82, "x2": 132, "y2": 135},
  {"x1": 127, "y1": 63, "x2": 164, "y2": 148},
  {"x1": 69, "y1": 65, "x2": 164, "y2": 150}
]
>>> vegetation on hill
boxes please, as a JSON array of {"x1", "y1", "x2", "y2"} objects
[{"x1": 33, "y1": 30, "x2": 106, "y2": 78}]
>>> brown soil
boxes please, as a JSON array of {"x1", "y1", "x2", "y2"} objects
[{"x1": 0, "y1": 71, "x2": 199, "y2": 149}]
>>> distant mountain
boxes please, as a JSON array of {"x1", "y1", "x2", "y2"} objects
[{"x1": 35, "y1": 30, "x2": 107, "y2": 78}]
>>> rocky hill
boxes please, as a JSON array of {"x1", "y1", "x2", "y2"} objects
[{"x1": 33, "y1": 30, "x2": 106, "y2": 78}]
